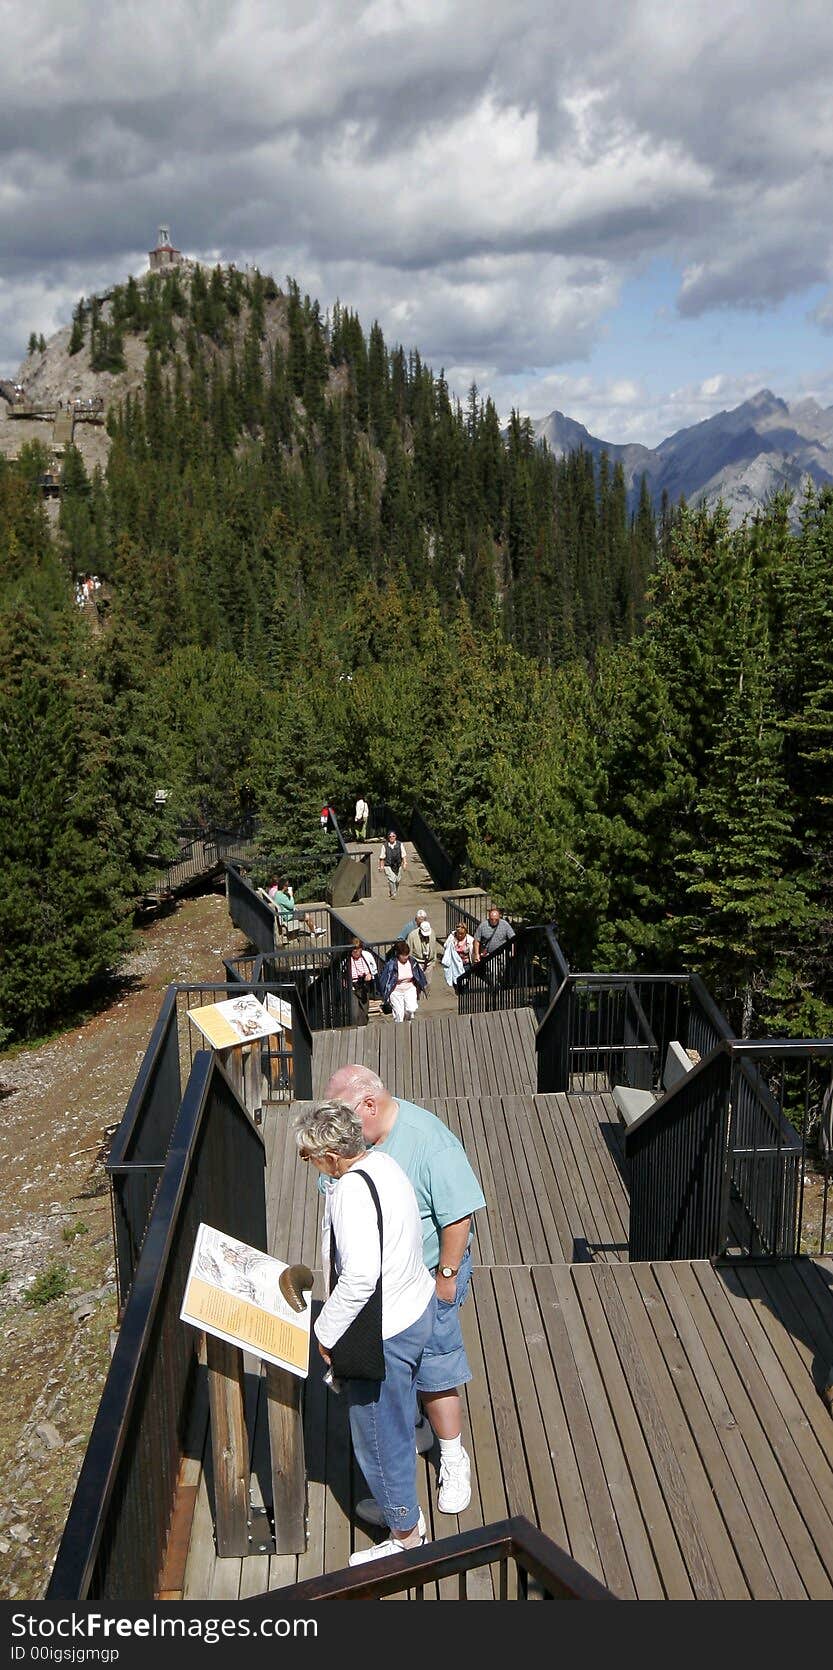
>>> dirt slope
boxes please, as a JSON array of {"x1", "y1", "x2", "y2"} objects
[{"x1": 0, "y1": 890, "x2": 247, "y2": 1599}]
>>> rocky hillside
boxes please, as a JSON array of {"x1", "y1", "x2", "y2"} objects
[
  {"x1": 534, "y1": 390, "x2": 833, "y2": 525},
  {"x1": 0, "y1": 263, "x2": 292, "y2": 478}
]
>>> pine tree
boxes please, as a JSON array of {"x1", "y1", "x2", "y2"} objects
[{"x1": 68, "y1": 300, "x2": 85, "y2": 356}]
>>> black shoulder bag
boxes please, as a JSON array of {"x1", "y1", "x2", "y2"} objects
[{"x1": 327, "y1": 1169, "x2": 386, "y2": 1381}]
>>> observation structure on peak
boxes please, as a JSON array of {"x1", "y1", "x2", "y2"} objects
[
  {"x1": 48, "y1": 800, "x2": 833, "y2": 1603},
  {"x1": 149, "y1": 224, "x2": 182, "y2": 272}
]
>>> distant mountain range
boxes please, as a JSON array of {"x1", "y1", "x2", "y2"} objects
[{"x1": 532, "y1": 390, "x2": 833, "y2": 525}]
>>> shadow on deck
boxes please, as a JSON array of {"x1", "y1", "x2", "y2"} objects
[{"x1": 180, "y1": 1008, "x2": 833, "y2": 1600}]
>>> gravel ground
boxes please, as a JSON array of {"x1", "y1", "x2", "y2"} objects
[{"x1": 0, "y1": 889, "x2": 247, "y2": 1599}]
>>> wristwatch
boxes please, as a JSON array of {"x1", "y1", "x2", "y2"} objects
[{"x1": 439, "y1": 1265, "x2": 458, "y2": 1279}]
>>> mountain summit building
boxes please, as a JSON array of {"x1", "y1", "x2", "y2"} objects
[{"x1": 148, "y1": 225, "x2": 182, "y2": 272}]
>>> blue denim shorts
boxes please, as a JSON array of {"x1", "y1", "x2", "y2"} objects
[{"x1": 415, "y1": 1248, "x2": 473, "y2": 1393}]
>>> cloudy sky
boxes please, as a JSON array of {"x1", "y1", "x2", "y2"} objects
[{"x1": 3, "y1": 0, "x2": 833, "y2": 442}]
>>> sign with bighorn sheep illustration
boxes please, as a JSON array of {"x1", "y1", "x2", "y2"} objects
[{"x1": 181, "y1": 1223, "x2": 313, "y2": 1377}]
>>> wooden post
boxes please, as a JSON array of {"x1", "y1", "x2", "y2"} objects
[
  {"x1": 224, "y1": 1045, "x2": 244, "y2": 1106},
  {"x1": 266, "y1": 1364, "x2": 306, "y2": 1553},
  {"x1": 223, "y1": 1045, "x2": 261, "y2": 1123},
  {"x1": 206, "y1": 1333, "x2": 251, "y2": 1557},
  {"x1": 243, "y1": 1044, "x2": 262, "y2": 1123}
]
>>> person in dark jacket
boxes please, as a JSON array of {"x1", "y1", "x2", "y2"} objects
[{"x1": 378, "y1": 940, "x2": 427, "y2": 1022}]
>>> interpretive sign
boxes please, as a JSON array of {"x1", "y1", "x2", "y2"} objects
[
  {"x1": 265, "y1": 993, "x2": 293, "y2": 1032},
  {"x1": 187, "y1": 993, "x2": 281, "y2": 1051},
  {"x1": 181, "y1": 1223, "x2": 311, "y2": 1377}
]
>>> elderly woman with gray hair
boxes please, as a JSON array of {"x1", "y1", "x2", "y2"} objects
[{"x1": 294, "y1": 1100, "x2": 436, "y2": 1565}]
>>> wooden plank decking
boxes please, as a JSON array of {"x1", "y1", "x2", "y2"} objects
[
  {"x1": 311, "y1": 1008, "x2": 539, "y2": 1098},
  {"x1": 179, "y1": 834, "x2": 833, "y2": 1600},
  {"x1": 182, "y1": 1252, "x2": 833, "y2": 1600}
]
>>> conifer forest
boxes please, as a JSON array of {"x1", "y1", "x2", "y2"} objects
[{"x1": 1, "y1": 265, "x2": 832, "y2": 1046}]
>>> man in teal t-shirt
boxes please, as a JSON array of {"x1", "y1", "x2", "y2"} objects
[{"x1": 325, "y1": 1063, "x2": 485, "y2": 1518}]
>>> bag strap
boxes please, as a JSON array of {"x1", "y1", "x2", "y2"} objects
[{"x1": 329, "y1": 1166, "x2": 384, "y2": 1293}]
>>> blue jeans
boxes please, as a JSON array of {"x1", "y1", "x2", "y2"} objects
[
  {"x1": 416, "y1": 1247, "x2": 473, "y2": 1393},
  {"x1": 346, "y1": 1296, "x2": 436, "y2": 1533}
]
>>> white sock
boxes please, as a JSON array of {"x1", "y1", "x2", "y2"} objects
[{"x1": 438, "y1": 1434, "x2": 463, "y2": 1464}]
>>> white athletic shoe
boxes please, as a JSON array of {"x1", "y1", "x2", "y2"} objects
[
  {"x1": 414, "y1": 1415, "x2": 434, "y2": 1454},
  {"x1": 348, "y1": 1509, "x2": 427, "y2": 1556},
  {"x1": 437, "y1": 1447, "x2": 471, "y2": 1514}
]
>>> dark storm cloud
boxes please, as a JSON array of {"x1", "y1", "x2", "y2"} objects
[{"x1": 2, "y1": 0, "x2": 833, "y2": 377}]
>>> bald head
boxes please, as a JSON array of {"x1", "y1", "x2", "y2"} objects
[
  {"x1": 324, "y1": 1064, "x2": 396, "y2": 1144},
  {"x1": 326, "y1": 1064, "x2": 384, "y2": 1104}
]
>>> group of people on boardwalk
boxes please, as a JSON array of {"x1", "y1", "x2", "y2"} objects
[
  {"x1": 318, "y1": 802, "x2": 516, "y2": 1022},
  {"x1": 293, "y1": 1061, "x2": 485, "y2": 1565},
  {"x1": 349, "y1": 894, "x2": 516, "y2": 1024}
]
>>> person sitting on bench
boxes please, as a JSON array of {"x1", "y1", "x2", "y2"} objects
[{"x1": 267, "y1": 877, "x2": 325, "y2": 938}]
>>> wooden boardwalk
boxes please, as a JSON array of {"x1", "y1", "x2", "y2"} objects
[
  {"x1": 182, "y1": 1249, "x2": 833, "y2": 1600},
  {"x1": 312, "y1": 1008, "x2": 539, "y2": 1098},
  {"x1": 178, "y1": 831, "x2": 833, "y2": 1600},
  {"x1": 333, "y1": 840, "x2": 460, "y2": 1016}
]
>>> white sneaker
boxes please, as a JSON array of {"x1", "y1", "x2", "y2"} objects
[
  {"x1": 414, "y1": 1415, "x2": 434, "y2": 1454},
  {"x1": 437, "y1": 1447, "x2": 471, "y2": 1514},
  {"x1": 355, "y1": 1501, "x2": 426, "y2": 1532},
  {"x1": 349, "y1": 1533, "x2": 426, "y2": 1566}
]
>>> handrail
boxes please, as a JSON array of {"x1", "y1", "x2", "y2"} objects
[
  {"x1": 48, "y1": 1052, "x2": 267, "y2": 1601},
  {"x1": 327, "y1": 805, "x2": 349, "y2": 856},
  {"x1": 146, "y1": 821, "x2": 257, "y2": 902},
  {"x1": 225, "y1": 859, "x2": 277, "y2": 953},
  {"x1": 409, "y1": 805, "x2": 461, "y2": 891},
  {"x1": 455, "y1": 921, "x2": 565, "y2": 1018},
  {"x1": 688, "y1": 969, "x2": 735, "y2": 1042},
  {"x1": 624, "y1": 1037, "x2": 825, "y2": 1141},
  {"x1": 625, "y1": 1036, "x2": 830, "y2": 1259},
  {"x1": 536, "y1": 969, "x2": 691, "y2": 1093},
  {"x1": 108, "y1": 987, "x2": 180, "y2": 1168},
  {"x1": 108, "y1": 981, "x2": 311, "y2": 1305},
  {"x1": 544, "y1": 925, "x2": 570, "y2": 987},
  {"x1": 273, "y1": 1515, "x2": 615, "y2": 1602},
  {"x1": 626, "y1": 1045, "x2": 732, "y2": 1261}
]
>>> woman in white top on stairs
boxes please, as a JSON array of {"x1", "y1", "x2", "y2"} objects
[{"x1": 294, "y1": 1101, "x2": 436, "y2": 1565}]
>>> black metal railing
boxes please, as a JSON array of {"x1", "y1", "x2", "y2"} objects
[
  {"x1": 626, "y1": 1045, "x2": 733, "y2": 1261},
  {"x1": 275, "y1": 1515, "x2": 614, "y2": 1601},
  {"x1": 537, "y1": 973, "x2": 689, "y2": 1093},
  {"x1": 146, "y1": 823, "x2": 256, "y2": 901},
  {"x1": 443, "y1": 890, "x2": 492, "y2": 935},
  {"x1": 409, "y1": 805, "x2": 461, "y2": 892},
  {"x1": 48, "y1": 1052, "x2": 267, "y2": 1602},
  {"x1": 455, "y1": 924, "x2": 562, "y2": 1018},
  {"x1": 108, "y1": 982, "x2": 311, "y2": 1308},
  {"x1": 326, "y1": 804, "x2": 349, "y2": 855},
  {"x1": 536, "y1": 972, "x2": 697, "y2": 1095},
  {"x1": 368, "y1": 800, "x2": 462, "y2": 892},
  {"x1": 534, "y1": 966, "x2": 831, "y2": 1261},
  {"x1": 107, "y1": 987, "x2": 181, "y2": 1311},
  {"x1": 226, "y1": 938, "x2": 405, "y2": 1033},
  {"x1": 226, "y1": 859, "x2": 277, "y2": 952},
  {"x1": 224, "y1": 949, "x2": 353, "y2": 1031},
  {"x1": 176, "y1": 983, "x2": 312, "y2": 1105},
  {"x1": 626, "y1": 1038, "x2": 832, "y2": 1261}
]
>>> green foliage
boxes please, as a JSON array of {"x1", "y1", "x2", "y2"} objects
[
  {"x1": 24, "y1": 1262, "x2": 70, "y2": 1306},
  {"x1": 90, "y1": 316, "x2": 125, "y2": 373},
  {"x1": 2, "y1": 260, "x2": 833, "y2": 1053},
  {"x1": 62, "y1": 1219, "x2": 88, "y2": 1243},
  {"x1": 68, "y1": 299, "x2": 85, "y2": 356}
]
